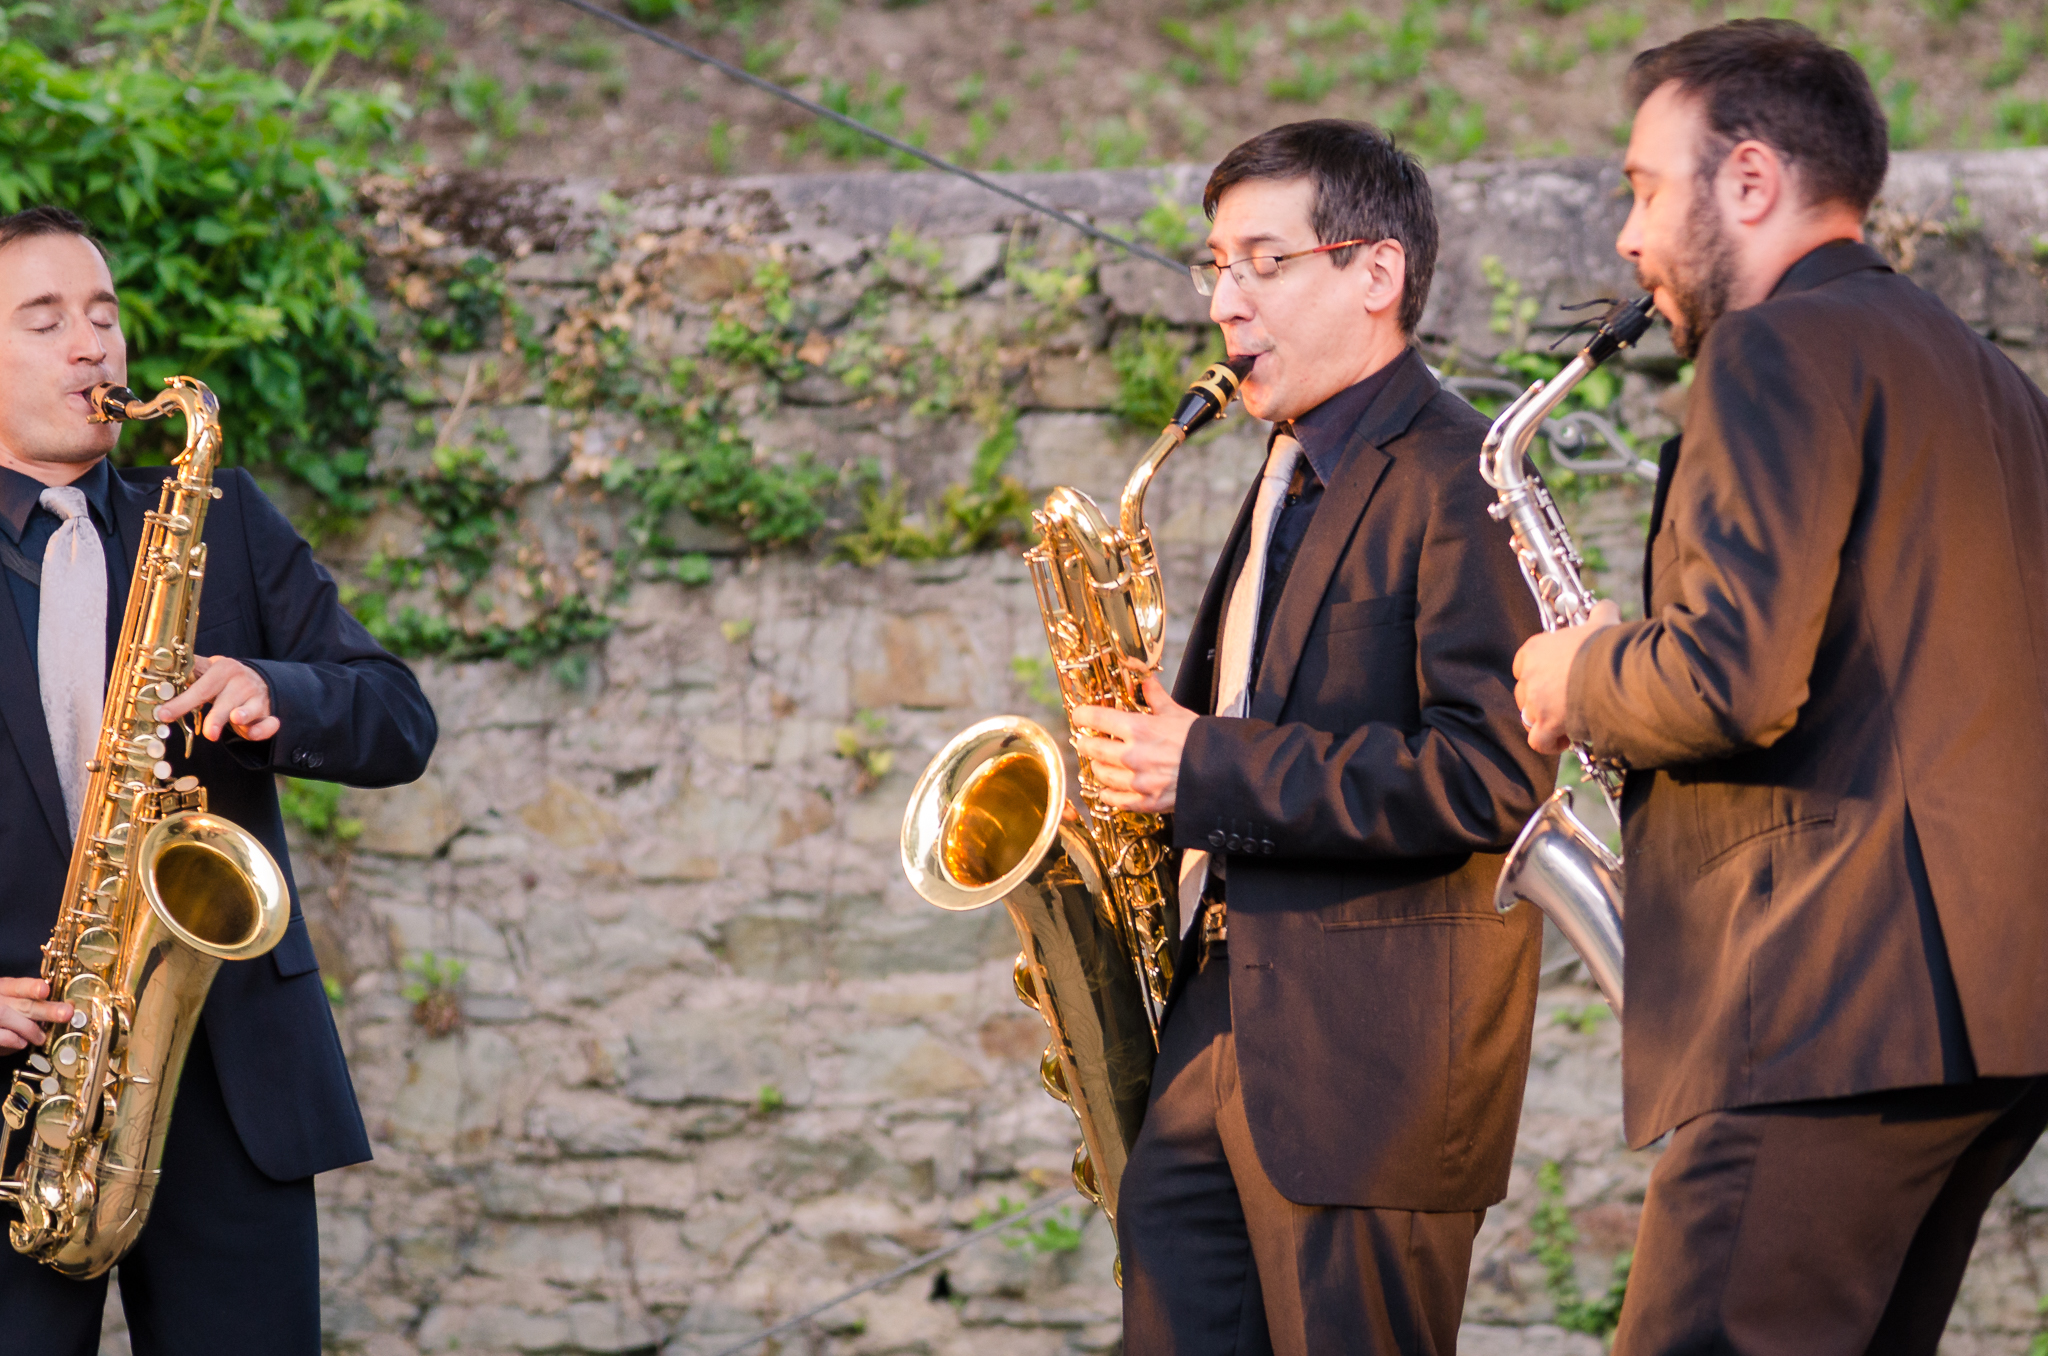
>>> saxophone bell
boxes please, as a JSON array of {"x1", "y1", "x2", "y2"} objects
[{"x1": 904, "y1": 356, "x2": 1255, "y2": 1268}]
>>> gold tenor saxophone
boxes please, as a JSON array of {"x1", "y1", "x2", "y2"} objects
[
  {"x1": 1478, "y1": 296, "x2": 1655, "y2": 1016},
  {"x1": 903, "y1": 356, "x2": 1253, "y2": 1242},
  {"x1": 0, "y1": 378, "x2": 289, "y2": 1278}
]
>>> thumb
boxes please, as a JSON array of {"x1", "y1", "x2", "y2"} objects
[{"x1": 1590, "y1": 599, "x2": 1623, "y2": 627}]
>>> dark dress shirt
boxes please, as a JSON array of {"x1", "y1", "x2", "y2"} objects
[
  {"x1": 0, "y1": 459, "x2": 124, "y2": 670},
  {"x1": 1247, "y1": 361, "x2": 1401, "y2": 682}
]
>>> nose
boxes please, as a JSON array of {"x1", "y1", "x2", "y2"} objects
[
  {"x1": 1209, "y1": 267, "x2": 1254, "y2": 325},
  {"x1": 1616, "y1": 198, "x2": 1645, "y2": 265}
]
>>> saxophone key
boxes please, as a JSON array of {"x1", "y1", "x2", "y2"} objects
[
  {"x1": 72, "y1": 928, "x2": 120, "y2": 975},
  {"x1": 32, "y1": 1096, "x2": 79, "y2": 1149},
  {"x1": 3, "y1": 1078, "x2": 35, "y2": 1130},
  {"x1": 1040, "y1": 1046, "x2": 1072, "y2": 1104}
]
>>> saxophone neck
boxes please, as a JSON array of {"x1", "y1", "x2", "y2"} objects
[
  {"x1": 1118, "y1": 355, "x2": 1256, "y2": 542},
  {"x1": 87, "y1": 378, "x2": 222, "y2": 479},
  {"x1": 1118, "y1": 426, "x2": 1185, "y2": 544}
]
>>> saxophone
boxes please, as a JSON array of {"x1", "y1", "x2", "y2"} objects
[
  {"x1": 0, "y1": 377, "x2": 290, "y2": 1278},
  {"x1": 902, "y1": 356, "x2": 1253, "y2": 1243},
  {"x1": 1478, "y1": 296, "x2": 1654, "y2": 1016}
]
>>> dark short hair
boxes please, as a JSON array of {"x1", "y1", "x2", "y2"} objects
[
  {"x1": 1203, "y1": 119, "x2": 1439, "y2": 336},
  {"x1": 0, "y1": 205, "x2": 104, "y2": 258},
  {"x1": 1625, "y1": 20, "x2": 1888, "y2": 215}
]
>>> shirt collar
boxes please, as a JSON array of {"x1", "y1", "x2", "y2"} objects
[
  {"x1": 1278, "y1": 350, "x2": 1408, "y2": 488},
  {"x1": 1767, "y1": 238, "x2": 1893, "y2": 300},
  {"x1": 0, "y1": 458, "x2": 117, "y2": 545}
]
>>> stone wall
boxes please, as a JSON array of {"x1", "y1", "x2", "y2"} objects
[{"x1": 101, "y1": 152, "x2": 2048, "y2": 1355}]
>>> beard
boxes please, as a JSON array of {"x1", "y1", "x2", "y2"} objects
[{"x1": 1638, "y1": 185, "x2": 1738, "y2": 360}]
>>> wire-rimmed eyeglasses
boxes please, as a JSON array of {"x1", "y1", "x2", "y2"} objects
[{"x1": 1190, "y1": 238, "x2": 1375, "y2": 296}]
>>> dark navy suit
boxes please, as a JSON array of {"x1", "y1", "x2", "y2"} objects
[{"x1": 0, "y1": 461, "x2": 435, "y2": 1353}]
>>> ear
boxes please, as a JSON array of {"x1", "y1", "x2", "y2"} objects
[
  {"x1": 1358, "y1": 238, "x2": 1407, "y2": 320},
  {"x1": 1720, "y1": 138, "x2": 1785, "y2": 228}
]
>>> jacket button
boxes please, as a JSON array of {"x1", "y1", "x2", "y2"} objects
[{"x1": 1207, "y1": 830, "x2": 1225, "y2": 849}]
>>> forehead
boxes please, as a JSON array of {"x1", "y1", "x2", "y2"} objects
[
  {"x1": 0, "y1": 233, "x2": 117, "y2": 305},
  {"x1": 1207, "y1": 176, "x2": 1318, "y2": 247},
  {"x1": 1625, "y1": 81, "x2": 1705, "y2": 180}
]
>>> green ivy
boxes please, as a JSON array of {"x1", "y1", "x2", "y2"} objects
[
  {"x1": 832, "y1": 411, "x2": 1034, "y2": 565},
  {"x1": 278, "y1": 776, "x2": 364, "y2": 841},
  {"x1": 0, "y1": 0, "x2": 412, "y2": 507},
  {"x1": 1112, "y1": 320, "x2": 1224, "y2": 429},
  {"x1": 1530, "y1": 1161, "x2": 1631, "y2": 1337}
]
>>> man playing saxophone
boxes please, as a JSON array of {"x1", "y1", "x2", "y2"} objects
[
  {"x1": 1074, "y1": 121, "x2": 1553, "y2": 1354},
  {"x1": 1513, "y1": 23, "x2": 2048, "y2": 1353},
  {"x1": 0, "y1": 206, "x2": 437, "y2": 1353}
]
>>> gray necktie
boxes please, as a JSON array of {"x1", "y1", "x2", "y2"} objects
[
  {"x1": 37, "y1": 485, "x2": 107, "y2": 835},
  {"x1": 1178, "y1": 430, "x2": 1304, "y2": 928}
]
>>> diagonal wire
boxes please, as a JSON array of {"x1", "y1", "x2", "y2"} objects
[
  {"x1": 706, "y1": 1189, "x2": 1082, "y2": 1356},
  {"x1": 548, "y1": 0, "x2": 1189, "y2": 275}
]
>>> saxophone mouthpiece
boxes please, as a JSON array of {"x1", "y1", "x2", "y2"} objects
[
  {"x1": 1170, "y1": 356, "x2": 1257, "y2": 437},
  {"x1": 1582, "y1": 295, "x2": 1657, "y2": 366},
  {"x1": 85, "y1": 384, "x2": 140, "y2": 424}
]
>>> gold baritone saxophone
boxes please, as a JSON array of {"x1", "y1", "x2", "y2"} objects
[
  {"x1": 1479, "y1": 296, "x2": 1654, "y2": 1017},
  {"x1": 0, "y1": 378, "x2": 289, "y2": 1278},
  {"x1": 902, "y1": 355, "x2": 1254, "y2": 1256}
]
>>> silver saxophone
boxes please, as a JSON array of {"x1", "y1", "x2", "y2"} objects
[{"x1": 1478, "y1": 295, "x2": 1656, "y2": 1015}]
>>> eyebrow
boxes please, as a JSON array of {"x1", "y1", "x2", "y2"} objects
[
  {"x1": 11, "y1": 290, "x2": 119, "y2": 314},
  {"x1": 1202, "y1": 230, "x2": 1294, "y2": 257}
]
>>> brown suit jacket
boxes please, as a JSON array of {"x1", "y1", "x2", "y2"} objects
[
  {"x1": 1173, "y1": 347, "x2": 1553, "y2": 1211},
  {"x1": 1569, "y1": 241, "x2": 2048, "y2": 1148}
]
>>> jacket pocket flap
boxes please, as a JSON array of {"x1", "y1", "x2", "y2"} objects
[
  {"x1": 1319, "y1": 594, "x2": 1417, "y2": 636},
  {"x1": 272, "y1": 914, "x2": 321, "y2": 978}
]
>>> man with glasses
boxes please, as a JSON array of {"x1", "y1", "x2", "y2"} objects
[{"x1": 1074, "y1": 120, "x2": 1553, "y2": 1354}]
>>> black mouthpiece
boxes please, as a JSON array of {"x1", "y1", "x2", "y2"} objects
[
  {"x1": 86, "y1": 384, "x2": 139, "y2": 423},
  {"x1": 1582, "y1": 295, "x2": 1656, "y2": 366},
  {"x1": 1170, "y1": 356, "x2": 1257, "y2": 435}
]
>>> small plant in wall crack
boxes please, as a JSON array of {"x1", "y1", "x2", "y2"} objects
[
  {"x1": 834, "y1": 710, "x2": 896, "y2": 794},
  {"x1": 401, "y1": 952, "x2": 469, "y2": 1039}
]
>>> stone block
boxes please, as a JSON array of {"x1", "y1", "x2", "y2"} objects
[
  {"x1": 346, "y1": 773, "x2": 465, "y2": 858},
  {"x1": 384, "y1": 1028, "x2": 522, "y2": 1155},
  {"x1": 849, "y1": 610, "x2": 977, "y2": 710},
  {"x1": 835, "y1": 1023, "x2": 988, "y2": 1100},
  {"x1": 414, "y1": 1301, "x2": 572, "y2": 1352},
  {"x1": 1016, "y1": 412, "x2": 1127, "y2": 506},
  {"x1": 624, "y1": 1009, "x2": 813, "y2": 1105},
  {"x1": 1025, "y1": 350, "x2": 1122, "y2": 411},
  {"x1": 476, "y1": 1163, "x2": 627, "y2": 1219},
  {"x1": 1459, "y1": 1325, "x2": 1605, "y2": 1356},
  {"x1": 946, "y1": 233, "x2": 1008, "y2": 293},
  {"x1": 1099, "y1": 257, "x2": 1212, "y2": 326}
]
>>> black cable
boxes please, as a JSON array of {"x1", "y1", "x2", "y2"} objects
[{"x1": 547, "y1": 0, "x2": 1190, "y2": 275}]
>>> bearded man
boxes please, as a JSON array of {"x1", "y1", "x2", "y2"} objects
[{"x1": 1514, "y1": 22, "x2": 2048, "y2": 1354}]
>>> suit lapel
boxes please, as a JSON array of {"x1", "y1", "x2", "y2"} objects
[
  {"x1": 1247, "y1": 352, "x2": 1433, "y2": 724},
  {"x1": 109, "y1": 468, "x2": 149, "y2": 629},
  {"x1": 1642, "y1": 433, "x2": 1682, "y2": 615},
  {"x1": 0, "y1": 571, "x2": 72, "y2": 852}
]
